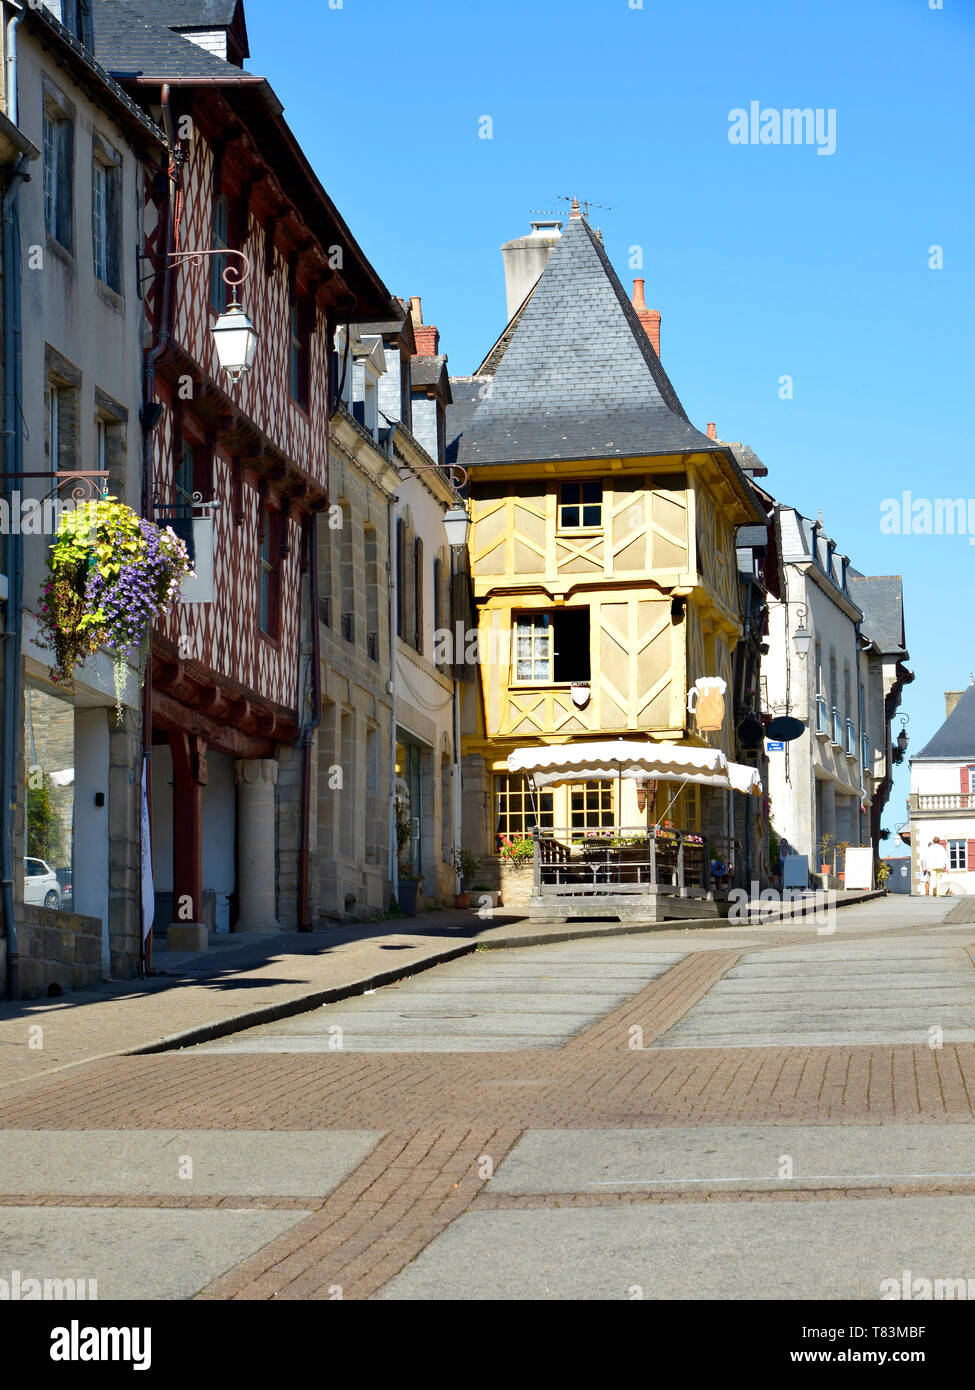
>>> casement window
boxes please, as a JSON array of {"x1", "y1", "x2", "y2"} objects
[
  {"x1": 45, "y1": 350, "x2": 81, "y2": 474},
  {"x1": 210, "y1": 194, "x2": 230, "y2": 311},
  {"x1": 948, "y1": 840, "x2": 968, "y2": 872},
  {"x1": 512, "y1": 609, "x2": 590, "y2": 684},
  {"x1": 364, "y1": 526, "x2": 380, "y2": 661},
  {"x1": 559, "y1": 480, "x2": 602, "y2": 530},
  {"x1": 493, "y1": 774, "x2": 553, "y2": 847},
  {"x1": 289, "y1": 299, "x2": 312, "y2": 410},
  {"x1": 92, "y1": 136, "x2": 122, "y2": 290},
  {"x1": 570, "y1": 782, "x2": 614, "y2": 831},
  {"x1": 42, "y1": 89, "x2": 74, "y2": 251},
  {"x1": 258, "y1": 507, "x2": 282, "y2": 639}
]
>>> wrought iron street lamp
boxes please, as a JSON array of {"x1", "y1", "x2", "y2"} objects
[
  {"x1": 142, "y1": 248, "x2": 259, "y2": 382},
  {"x1": 396, "y1": 462, "x2": 470, "y2": 549},
  {"x1": 792, "y1": 604, "x2": 811, "y2": 660},
  {"x1": 896, "y1": 715, "x2": 910, "y2": 755}
]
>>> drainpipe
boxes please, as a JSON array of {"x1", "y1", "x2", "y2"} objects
[
  {"x1": 5, "y1": 2, "x2": 22, "y2": 127},
  {"x1": 139, "y1": 84, "x2": 178, "y2": 973},
  {"x1": 1, "y1": 134, "x2": 31, "y2": 999}
]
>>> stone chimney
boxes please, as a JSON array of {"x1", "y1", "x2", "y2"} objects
[
  {"x1": 501, "y1": 218, "x2": 563, "y2": 322},
  {"x1": 409, "y1": 296, "x2": 440, "y2": 356},
  {"x1": 946, "y1": 691, "x2": 964, "y2": 718},
  {"x1": 631, "y1": 279, "x2": 662, "y2": 358}
]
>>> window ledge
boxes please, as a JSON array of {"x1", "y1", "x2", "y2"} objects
[
  {"x1": 509, "y1": 681, "x2": 590, "y2": 692},
  {"x1": 46, "y1": 233, "x2": 76, "y2": 272},
  {"x1": 556, "y1": 528, "x2": 603, "y2": 539},
  {"x1": 95, "y1": 279, "x2": 124, "y2": 314}
]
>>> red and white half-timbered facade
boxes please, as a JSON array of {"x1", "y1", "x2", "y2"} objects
[{"x1": 130, "y1": 69, "x2": 393, "y2": 940}]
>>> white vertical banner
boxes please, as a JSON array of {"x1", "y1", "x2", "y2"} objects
[{"x1": 141, "y1": 758, "x2": 154, "y2": 943}]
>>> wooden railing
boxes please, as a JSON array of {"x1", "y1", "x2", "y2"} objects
[{"x1": 531, "y1": 825, "x2": 711, "y2": 900}]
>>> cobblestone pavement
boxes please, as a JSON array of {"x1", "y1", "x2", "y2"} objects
[{"x1": 0, "y1": 895, "x2": 973, "y2": 1300}]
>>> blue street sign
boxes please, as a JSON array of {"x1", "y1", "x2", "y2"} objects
[{"x1": 766, "y1": 740, "x2": 785, "y2": 752}]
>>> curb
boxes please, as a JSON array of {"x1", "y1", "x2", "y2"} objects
[
  {"x1": 128, "y1": 942, "x2": 477, "y2": 1056},
  {"x1": 134, "y1": 890, "x2": 886, "y2": 1055}
]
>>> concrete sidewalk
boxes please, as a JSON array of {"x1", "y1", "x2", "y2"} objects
[{"x1": 0, "y1": 890, "x2": 887, "y2": 1094}]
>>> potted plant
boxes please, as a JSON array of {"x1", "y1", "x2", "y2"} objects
[
  {"x1": 836, "y1": 841, "x2": 849, "y2": 882},
  {"x1": 453, "y1": 848, "x2": 481, "y2": 908},
  {"x1": 498, "y1": 834, "x2": 534, "y2": 862},
  {"x1": 37, "y1": 496, "x2": 193, "y2": 719},
  {"x1": 818, "y1": 832, "x2": 835, "y2": 878},
  {"x1": 875, "y1": 860, "x2": 891, "y2": 891}
]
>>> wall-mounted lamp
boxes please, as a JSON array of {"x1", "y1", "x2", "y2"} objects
[{"x1": 793, "y1": 604, "x2": 812, "y2": 660}]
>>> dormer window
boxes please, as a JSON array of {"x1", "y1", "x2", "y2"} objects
[{"x1": 559, "y1": 480, "x2": 602, "y2": 530}]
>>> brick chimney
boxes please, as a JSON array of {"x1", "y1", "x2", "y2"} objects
[
  {"x1": 631, "y1": 279, "x2": 661, "y2": 358},
  {"x1": 409, "y1": 295, "x2": 440, "y2": 355},
  {"x1": 706, "y1": 422, "x2": 718, "y2": 440}
]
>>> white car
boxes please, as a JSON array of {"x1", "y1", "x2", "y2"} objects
[{"x1": 24, "y1": 857, "x2": 61, "y2": 910}]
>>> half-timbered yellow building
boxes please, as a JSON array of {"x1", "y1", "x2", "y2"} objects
[{"x1": 448, "y1": 206, "x2": 763, "y2": 876}]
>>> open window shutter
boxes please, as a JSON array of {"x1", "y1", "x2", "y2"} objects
[
  {"x1": 968, "y1": 839, "x2": 975, "y2": 868},
  {"x1": 396, "y1": 519, "x2": 406, "y2": 639},
  {"x1": 962, "y1": 767, "x2": 970, "y2": 796},
  {"x1": 451, "y1": 550, "x2": 476, "y2": 683},
  {"x1": 414, "y1": 536, "x2": 423, "y2": 652}
]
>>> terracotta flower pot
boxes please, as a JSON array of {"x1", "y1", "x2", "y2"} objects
[{"x1": 454, "y1": 892, "x2": 471, "y2": 909}]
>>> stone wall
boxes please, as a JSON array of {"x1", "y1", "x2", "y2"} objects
[{"x1": 15, "y1": 904, "x2": 104, "y2": 999}]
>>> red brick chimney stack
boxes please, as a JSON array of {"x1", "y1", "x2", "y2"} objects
[
  {"x1": 706, "y1": 422, "x2": 718, "y2": 440},
  {"x1": 631, "y1": 279, "x2": 662, "y2": 358},
  {"x1": 409, "y1": 295, "x2": 440, "y2": 355}
]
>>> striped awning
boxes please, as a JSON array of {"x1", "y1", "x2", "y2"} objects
[{"x1": 506, "y1": 739, "x2": 762, "y2": 796}]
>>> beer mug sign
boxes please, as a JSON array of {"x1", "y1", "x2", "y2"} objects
[{"x1": 687, "y1": 676, "x2": 727, "y2": 732}]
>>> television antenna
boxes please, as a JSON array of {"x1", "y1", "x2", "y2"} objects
[{"x1": 555, "y1": 194, "x2": 614, "y2": 221}]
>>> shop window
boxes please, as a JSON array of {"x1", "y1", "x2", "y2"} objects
[
  {"x1": 493, "y1": 774, "x2": 553, "y2": 848},
  {"x1": 24, "y1": 684, "x2": 75, "y2": 912},
  {"x1": 569, "y1": 781, "x2": 614, "y2": 830}
]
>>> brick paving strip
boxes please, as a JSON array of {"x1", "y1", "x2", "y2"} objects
[{"x1": 0, "y1": 891, "x2": 890, "y2": 1097}]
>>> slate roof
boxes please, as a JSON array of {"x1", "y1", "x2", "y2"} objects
[
  {"x1": 728, "y1": 442, "x2": 768, "y2": 478},
  {"x1": 24, "y1": 3, "x2": 165, "y2": 147},
  {"x1": 128, "y1": 0, "x2": 241, "y2": 24},
  {"x1": 411, "y1": 356, "x2": 451, "y2": 400},
  {"x1": 848, "y1": 572, "x2": 907, "y2": 655},
  {"x1": 92, "y1": 0, "x2": 244, "y2": 77},
  {"x1": 453, "y1": 216, "x2": 721, "y2": 468},
  {"x1": 915, "y1": 684, "x2": 975, "y2": 759},
  {"x1": 446, "y1": 377, "x2": 489, "y2": 466}
]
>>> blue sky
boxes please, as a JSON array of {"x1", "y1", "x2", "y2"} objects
[{"x1": 249, "y1": 0, "x2": 972, "y2": 829}]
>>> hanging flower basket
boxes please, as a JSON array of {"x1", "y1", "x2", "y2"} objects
[{"x1": 36, "y1": 497, "x2": 194, "y2": 719}]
